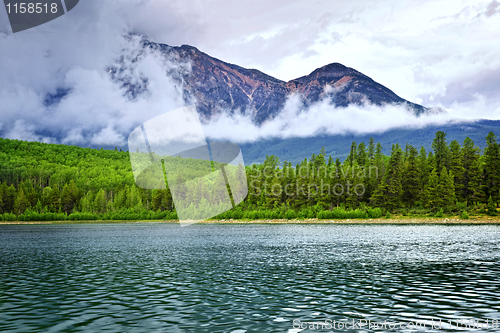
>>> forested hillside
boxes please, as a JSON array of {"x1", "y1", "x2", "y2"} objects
[{"x1": 0, "y1": 130, "x2": 498, "y2": 222}]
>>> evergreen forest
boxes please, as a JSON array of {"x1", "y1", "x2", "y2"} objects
[{"x1": 0, "y1": 130, "x2": 499, "y2": 222}]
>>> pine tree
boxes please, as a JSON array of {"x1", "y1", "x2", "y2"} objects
[
  {"x1": 246, "y1": 165, "x2": 262, "y2": 208},
  {"x1": 462, "y1": 137, "x2": 482, "y2": 206},
  {"x1": 371, "y1": 144, "x2": 403, "y2": 211},
  {"x1": 424, "y1": 169, "x2": 442, "y2": 210},
  {"x1": 402, "y1": 145, "x2": 420, "y2": 206},
  {"x1": 418, "y1": 147, "x2": 430, "y2": 199},
  {"x1": 404, "y1": 143, "x2": 410, "y2": 161},
  {"x1": 356, "y1": 142, "x2": 367, "y2": 166},
  {"x1": 424, "y1": 167, "x2": 456, "y2": 211},
  {"x1": 294, "y1": 158, "x2": 310, "y2": 209},
  {"x1": 326, "y1": 155, "x2": 334, "y2": 180},
  {"x1": 332, "y1": 158, "x2": 344, "y2": 208},
  {"x1": 314, "y1": 156, "x2": 330, "y2": 209},
  {"x1": 373, "y1": 142, "x2": 384, "y2": 186},
  {"x1": 347, "y1": 141, "x2": 357, "y2": 167},
  {"x1": 282, "y1": 162, "x2": 296, "y2": 208},
  {"x1": 345, "y1": 160, "x2": 360, "y2": 209},
  {"x1": 368, "y1": 137, "x2": 375, "y2": 162},
  {"x1": 230, "y1": 163, "x2": 247, "y2": 205},
  {"x1": 432, "y1": 131, "x2": 450, "y2": 176},
  {"x1": 449, "y1": 140, "x2": 465, "y2": 201},
  {"x1": 487, "y1": 195, "x2": 497, "y2": 216},
  {"x1": 483, "y1": 132, "x2": 500, "y2": 205},
  {"x1": 440, "y1": 167, "x2": 456, "y2": 211}
]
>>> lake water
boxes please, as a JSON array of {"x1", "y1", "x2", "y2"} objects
[{"x1": 1, "y1": 223, "x2": 500, "y2": 332}]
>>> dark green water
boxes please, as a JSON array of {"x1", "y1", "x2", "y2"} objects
[{"x1": 1, "y1": 224, "x2": 500, "y2": 332}]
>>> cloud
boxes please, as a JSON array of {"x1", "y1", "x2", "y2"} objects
[
  {"x1": 484, "y1": 0, "x2": 500, "y2": 16},
  {"x1": 202, "y1": 92, "x2": 500, "y2": 143},
  {"x1": 5, "y1": 120, "x2": 55, "y2": 143},
  {"x1": 90, "y1": 125, "x2": 125, "y2": 147},
  {"x1": 0, "y1": 12, "x2": 190, "y2": 146}
]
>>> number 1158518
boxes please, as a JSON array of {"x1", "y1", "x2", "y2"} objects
[{"x1": 6, "y1": 2, "x2": 58, "y2": 14}]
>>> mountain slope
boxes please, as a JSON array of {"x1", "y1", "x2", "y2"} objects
[
  {"x1": 239, "y1": 120, "x2": 500, "y2": 164},
  {"x1": 132, "y1": 36, "x2": 428, "y2": 122}
]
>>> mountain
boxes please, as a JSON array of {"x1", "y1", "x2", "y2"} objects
[
  {"x1": 239, "y1": 120, "x2": 500, "y2": 165},
  {"x1": 116, "y1": 36, "x2": 427, "y2": 123}
]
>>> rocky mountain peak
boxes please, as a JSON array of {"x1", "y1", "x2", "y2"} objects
[{"x1": 116, "y1": 36, "x2": 428, "y2": 122}]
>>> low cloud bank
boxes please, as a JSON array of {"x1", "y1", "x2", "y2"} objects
[
  {"x1": 0, "y1": 34, "x2": 189, "y2": 147},
  {"x1": 202, "y1": 94, "x2": 500, "y2": 143}
]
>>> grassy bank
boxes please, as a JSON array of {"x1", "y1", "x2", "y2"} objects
[{"x1": 2, "y1": 216, "x2": 500, "y2": 225}]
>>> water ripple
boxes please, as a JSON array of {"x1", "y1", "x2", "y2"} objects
[{"x1": 1, "y1": 224, "x2": 500, "y2": 332}]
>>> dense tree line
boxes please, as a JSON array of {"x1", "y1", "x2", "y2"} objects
[{"x1": 0, "y1": 130, "x2": 498, "y2": 221}]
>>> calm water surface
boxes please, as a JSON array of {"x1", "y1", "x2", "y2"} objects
[{"x1": 1, "y1": 223, "x2": 500, "y2": 332}]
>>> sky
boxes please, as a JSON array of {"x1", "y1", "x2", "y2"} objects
[{"x1": 0, "y1": 0, "x2": 499, "y2": 146}]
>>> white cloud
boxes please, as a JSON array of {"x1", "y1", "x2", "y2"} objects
[
  {"x1": 203, "y1": 93, "x2": 500, "y2": 143},
  {"x1": 0, "y1": 23, "x2": 189, "y2": 146},
  {"x1": 90, "y1": 125, "x2": 125, "y2": 147}
]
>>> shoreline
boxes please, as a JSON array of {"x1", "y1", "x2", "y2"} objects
[{"x1": 2, "y1": 217, "x2": 500, "y2": 225}]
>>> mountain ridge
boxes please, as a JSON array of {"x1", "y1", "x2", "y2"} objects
[{"x1": 122, "y1": 35, "x2": 428, "y2": 123}]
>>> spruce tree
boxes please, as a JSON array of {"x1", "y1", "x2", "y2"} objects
[
  {"x1": 432, "y1": 131, "x2": 450, "y2": 176},
  {"x1": 440, "y1": 167, "x2": 456, "y2": 211},
  {"x1": 295, "y1": 158, "x2": 310, "y2": 209},
  {"x1": 483, "y1": 132, "x2": 500, "y2": 205},
  {"x1": 347, "y1": 141, "x2": 357, "y2": 167},
  {"x1": 449, "y1": 140, "x2": 465, "y2": 201},
  {"x1": 374, "y1": 142, "x2": 384, "y2": 186},
  {"x1": 487, "y1": 195, "x2": 497, "y2": 216},
  {"x1": 418, "y1": 147, "x2": 430, "y2": 196},
  {"x1": 246, "y1": 165, "x2": 262, "y2": 208},
  {"x1": 371, "y1": 144, "x2": 403, "y2": 211},
  {"x1": 402, "y1": 145, "x2": 421, "y2": 206},
  {"x1": 332, "y1": 158, "x2": 344, "y2": 208},
  {"x1": 327, "y1": 156, "x2": 334, "y2": 174},
  {"x1": 424, "y1": 169, "x2": 442, "y2": 210},
  {"x1": 368, "y1": 137, "x2": 375, "y2": 163},
  {"x1": 356, "y1": 142, "x2": 367, "y2": 166},
  {"x1": 462, "y1": 137, "x2": 483, "y2": 206},
  {"x1": 345, "y1": 160, "x2": 360, "y2": 209}
]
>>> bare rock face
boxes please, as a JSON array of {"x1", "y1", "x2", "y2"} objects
[{"x1": 124, "y1": 36, "x2": 427, "y2": 123}]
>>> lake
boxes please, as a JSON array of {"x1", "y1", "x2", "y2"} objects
[{"x1": 1, "y1": 223, "x2": 500, "y2": 332}]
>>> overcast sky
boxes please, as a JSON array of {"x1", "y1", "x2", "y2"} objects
[{"x1": 0, "y1": 0, "x2": 499, "y2": 145}]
